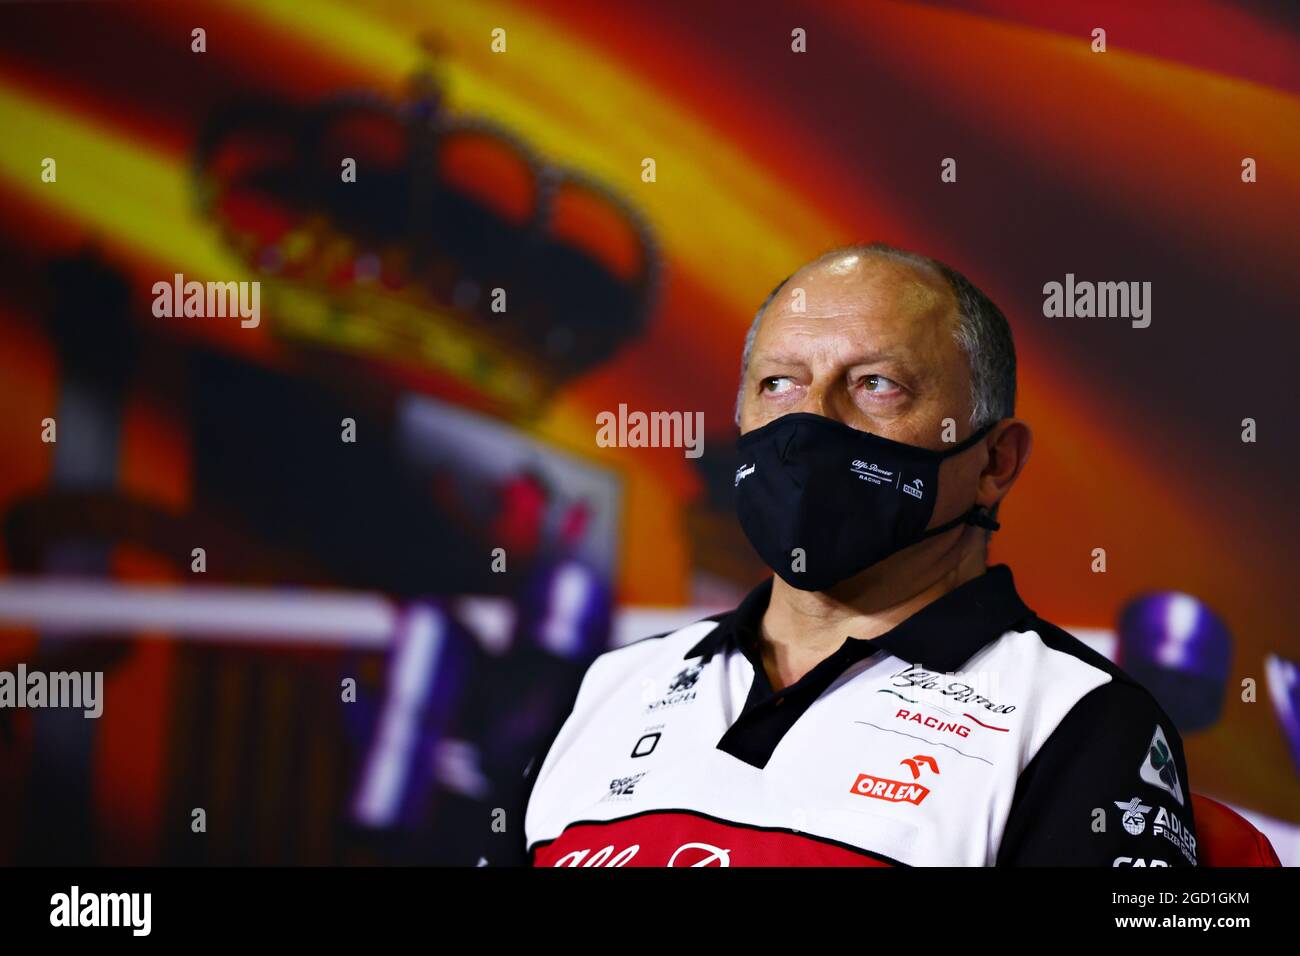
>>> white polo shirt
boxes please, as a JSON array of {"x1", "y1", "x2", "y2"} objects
[{"x1": 513, "y1": 565, "x2": 1197, "y2": 867}]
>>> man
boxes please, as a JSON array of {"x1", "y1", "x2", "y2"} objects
[{"x1": 498, "y1": 242, "x2": 1196, "y2": 867}]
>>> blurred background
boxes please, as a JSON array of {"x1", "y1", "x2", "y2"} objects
[{"x1": 0, "y1": 0, "x2": 1297, "y2": 865}]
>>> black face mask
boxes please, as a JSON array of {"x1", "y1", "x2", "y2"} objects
[{"x1": 733, "y1": 413, "x2": 999, "y2": 592}]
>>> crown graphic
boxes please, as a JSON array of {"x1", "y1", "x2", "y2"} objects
[{"x1": 192, "y1": 63, "x2": 661, "y2": 417}]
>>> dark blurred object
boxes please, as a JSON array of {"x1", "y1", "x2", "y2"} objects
[
  {"x1": 1118, "y1": 591, "x2": 1232, "y2": 733},
  {"x1": 343, "y1": 602, "x2": 474, "y2": 863},
  {"x1": 425, "y1": 554, "x2": 611, "y2": 864},
  {"x1": 12, "y1": 251, "x2": 137, "y2": 864},
  {"x1": 1265, "y1": 654, "x2": 1300, "y2": 777}
]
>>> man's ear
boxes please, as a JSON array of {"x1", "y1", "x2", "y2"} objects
[{"x1": 977, "y1": 419, "x2": 1032, "y2": 511}]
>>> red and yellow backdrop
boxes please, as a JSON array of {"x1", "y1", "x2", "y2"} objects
[{"x1": 0, "y1": 0, "x2": 1296, "y2": 863}]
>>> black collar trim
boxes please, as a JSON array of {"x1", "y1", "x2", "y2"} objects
[{"x1": 685, "y1": 564, "x2": 1032, "y2": 674}]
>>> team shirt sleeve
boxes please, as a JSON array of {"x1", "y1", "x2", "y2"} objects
[{"x1": 995, "y1": 679, "x2": 1198, "y2": 867}]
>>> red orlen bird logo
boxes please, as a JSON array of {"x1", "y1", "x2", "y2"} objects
[
  {"x1": 850, "y1": 755, "x2": 940, "y2": 805},
  {"x1": 899, "y1": 754, "x2": 940, "y2": 779}
]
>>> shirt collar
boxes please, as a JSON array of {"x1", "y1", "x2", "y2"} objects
[{"x1": 684, "y1": 564, "x2": 1033, "y2": 674}]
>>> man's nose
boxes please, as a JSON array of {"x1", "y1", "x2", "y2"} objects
[{"x1": 796, "y1": 379, "x2": 840, "y2": 422}]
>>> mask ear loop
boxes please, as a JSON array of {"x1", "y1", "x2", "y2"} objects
[
  {"x1": 961, "y1": 422, "x2": 1002, "y2": 531},
  {"x1": 968, "y1": 505, "x2": 1000, "y2": 531},
  {"x1": 920, "y1": 503, "x2": 1000, "y2": 540},
  {"x1": 923, "y1": 420, "x2": 1003, "y2": 537},
  {"x1": 940, "y1": 419, "x2": 999, "y2": 456}
]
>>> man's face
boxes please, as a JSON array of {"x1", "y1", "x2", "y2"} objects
[
  {"x1": 739, "y1": 253, "x2": 973, "y2": 440},
  {"x1": 738, "y1": 253, "x2": 987, "y2": 527}
]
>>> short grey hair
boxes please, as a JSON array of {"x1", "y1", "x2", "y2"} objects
[{"x1": 734, "y1": 242, "x2": 1017, "y2": 430}]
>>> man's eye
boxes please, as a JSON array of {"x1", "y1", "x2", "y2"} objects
[
  {"x1": 761, "y1": 376, "x2": 793, "y2": 394},
  {"x1": 861, "y1": 374, "x2": 901, "y2": 395}
]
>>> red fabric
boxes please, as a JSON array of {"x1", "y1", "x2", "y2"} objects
[
  {"x1": 533, "y1": 812, "x2": 893, "y2": 867},
  {"x1": 1192, "y1": 794, "x2": 1282, "y2": 867}
]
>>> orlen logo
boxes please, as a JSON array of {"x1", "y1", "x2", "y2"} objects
[{"x1": 850, "y1": 755, "x2": 939, "y2": 805}]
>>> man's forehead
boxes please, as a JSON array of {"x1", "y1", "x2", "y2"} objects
[
  {"x1": 784, "y1": 253, "x2": 950, "y2": 309},
  {"x1": 758, "y1": 254, "x2": 959, "y2": 349}
]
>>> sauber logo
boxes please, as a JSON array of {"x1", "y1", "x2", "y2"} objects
[{"x1": 850, "y1": 755, "x2": 939, "y2": 805}]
